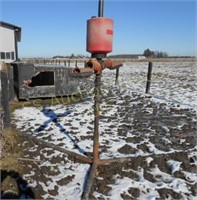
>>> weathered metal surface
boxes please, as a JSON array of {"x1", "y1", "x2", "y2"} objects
[
  {"x1": 55, "y1": 67, "x2": 77, "y2": 96},
  {"x1": 11, "y1": 62, "x2": 78, "y2": 100}
]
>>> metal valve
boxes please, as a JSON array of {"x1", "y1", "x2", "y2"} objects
[{"x1": 71, "y1": 58, "x2": 123, "y2": 77}]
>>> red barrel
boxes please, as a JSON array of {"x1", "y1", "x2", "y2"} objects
[{"x1": 87, "y1": 17, "x2": 114, "y2": 54}]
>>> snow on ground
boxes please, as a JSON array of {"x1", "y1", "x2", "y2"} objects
[{"x1": 12, "y1": 62, "x2": 197, "y2": 199}]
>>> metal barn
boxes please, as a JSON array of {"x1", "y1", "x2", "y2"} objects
[{"x1": 0, "y1": 21, "x2": 21, "y2": 63}]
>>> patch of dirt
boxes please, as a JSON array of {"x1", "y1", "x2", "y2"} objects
[
  {"x1": 157, "y1": 188, "x2": 183, "y2": 199},
  {"x1": 126, "y1": 136, "x2": 142, "y2": 143},
  {"x1": 118, "y1": 144, "x2": 137, "y2": 154},
  {"x1": 56, "y1": 175, "x2": 75, "y2": 186},
  {"x1": 121, "y1": 187, "x2": 140, "y2": 199}
]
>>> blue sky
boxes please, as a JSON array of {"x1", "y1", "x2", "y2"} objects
[{"x1": 0, "y1": 0, "x2": 196, "y2": 58}]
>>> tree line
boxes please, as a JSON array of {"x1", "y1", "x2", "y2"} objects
[{"x1": 143, "y1": 49, "x2": 168, "y2": 58}]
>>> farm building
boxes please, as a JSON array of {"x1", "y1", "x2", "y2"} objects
[{"x1": 0, "y1": 21, "x2": 21, "y2": 63}]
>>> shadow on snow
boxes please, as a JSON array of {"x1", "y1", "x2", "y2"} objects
[{"x1": 35, "y1": 108, "x2": 86, "y2": 155}]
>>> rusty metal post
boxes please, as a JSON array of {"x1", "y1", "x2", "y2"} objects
[
  {"x1": 81, "y1": 71, "x2": 101, "y2": 199},
  {"x1": 1, "y1": 68, "x2": 11, "y2": 128},
  {"x1": 93, "y1": 73, "x2": 101, "y2": 162},
  {"x1": 115, "y1": 67, "x2": 119, "y2": 85},
  {"x1": 145, "y1": 62, "x2": 153, "y2": 94}
]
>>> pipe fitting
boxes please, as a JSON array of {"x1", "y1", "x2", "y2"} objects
[
  {"x1": 104, "y1": 58, "x2": 123, "y2": 69},
  {"x1": 72, "y1": 67, "x2": 93, "y2": 74},
  {"x1": 103, "y1": 58, "x2": 112, "y2": 69},
  {"x1": 85, "y1": 58, "x2": 123, "y2": 73},
  {"x1": 86, "y1": 59, "x2": 102, "y2": 74}
]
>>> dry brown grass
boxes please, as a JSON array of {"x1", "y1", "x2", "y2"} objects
[{"x1": 0, "y1": 128, "x2": 24, "y2": 173}]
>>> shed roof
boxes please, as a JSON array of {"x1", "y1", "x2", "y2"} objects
[{"x1": 0, "y1": 21, "x2": 22, "y2": 42}]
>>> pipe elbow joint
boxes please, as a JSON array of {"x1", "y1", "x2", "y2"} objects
[
  {"x1": 104, "y1": 58, "x2": 123, "y2": 70},
  {"x1": 86, "y1": 59, "x2": 102, "y2": 74}
]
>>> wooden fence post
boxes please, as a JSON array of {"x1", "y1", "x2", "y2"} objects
[
  {"x1": 1, "y1": 64, "x2": 11, "y2": 128},
  {"x1": 145, "y1": 62, "x2": 153, "y2": 94}
]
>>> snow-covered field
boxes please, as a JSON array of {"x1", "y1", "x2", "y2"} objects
[{"x1": 12, "y1": 62, "x2": 197, "y2": 199}]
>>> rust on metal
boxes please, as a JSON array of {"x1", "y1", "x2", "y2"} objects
[
  {"x1": 85, "y1": 59, "x2": 102, "y2": 74},
  {"x1": 71, "y1": 58, "x2": 123, "y2": 76},
  {"x1": 84, "y1": 58, "x2": 123, "y2": 74},
  {"x1": 92, "y1": 73, "x2": 102, "y2": 162},
  {"x1": 71, "y1": 67, "x2": 94, "y2": 74}
]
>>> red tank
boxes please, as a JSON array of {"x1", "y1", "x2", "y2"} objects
[{"x1": 86, "y1": 17, "x2": 114, "y2": 54}]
